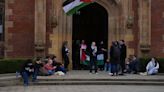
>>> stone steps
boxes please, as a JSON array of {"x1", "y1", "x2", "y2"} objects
[
  {"x1": 31, "y1": 78, "x2": 164, "y2": 86},
  {"x1": 32, "y1": 80, "x2": 164, "y2": 86},
  {"x1": 1, "y1": 71, "x2": 164, "y2": 86},
  {"x1": 1, "y1": 77, "x2": 164, "y2": 86},
  {"x1": 37, "y1": 78, "x2": 164, "y2": 82}
]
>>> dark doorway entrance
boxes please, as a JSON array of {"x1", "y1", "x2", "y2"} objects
[{"x1": 72, "y1": 3, "x2": 108, "y2": 70}]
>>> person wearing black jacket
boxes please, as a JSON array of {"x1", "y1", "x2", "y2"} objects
[
  {"x1": 62, "y1": 41, "x2": 70, "y2": 71},
  {"x1": 20, "y1": 59, "x2": 34, "y2": 86},
  {"x1": 52, "y1": 56, "x2": 66, "y2": 73},
  {"x1": 119, "y1": 40, "x2": 127, "y2": 75},
  {"x1": 110, "y1": 41, "x2": 120, "y2": 76},
  {"x1": 89, "y1": 42, "x2": 98, "y2": 74},
  {"x1": 32, "y1": 57, "x2": 43, "y2": 82}
]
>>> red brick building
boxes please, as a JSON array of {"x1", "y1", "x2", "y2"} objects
[{"x1": 0, "y1": 0, "x2": 164, "y2": 66}]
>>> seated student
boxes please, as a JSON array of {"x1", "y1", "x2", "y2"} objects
[
  {"x1": 20, "y1": 59, "x2": 34, "y2": 86},
  {"x1": 32, "y1": 57, "x2": 43, "y2": 82},
  {"x1": 44, "y1": 58, "x2": 56, "y2": 75},
  {"x1": 146, "y1": 57, "x2": 159, "y2": 75},
  {"x1": 125, "y1": 57, "x2": 131, "y2": 73},
  {"x1": 52, "y1": 56, "x2": 66, "y2": 74},
  {"x1": 129, "y1": 55, "x2": 139, "y2": 74}
]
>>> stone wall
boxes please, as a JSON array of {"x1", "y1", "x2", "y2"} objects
[
  {"x1": 5, "y1": 0, "x2": 35, "y2": 58},
  {"x1": 151, "y1": 0, "x2": 164, "y2": 57},
  {"x1": 4, "y1": 0, "x2": 164, "y2": 59}
]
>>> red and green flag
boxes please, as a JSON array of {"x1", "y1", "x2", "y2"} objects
[{"x1": 63, "y1": 0, "x2": 94, "y2": 15}]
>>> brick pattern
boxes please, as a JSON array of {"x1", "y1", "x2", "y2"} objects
[
  {"x1": 151, "y1": 0, "x2": 164, "y2": 57},
  {"x1": 4, "y1": 0, "x2": 164, "y2": 58},
  {"x1": 6, "y1": 0, "x2": 35, "y2": 58}
]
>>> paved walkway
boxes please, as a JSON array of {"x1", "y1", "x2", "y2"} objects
[
  {"x1": 0, "y1": 85, "x2": 163, "y2": 92},
  {"x1": 0, "y1": 70, "x2": 164, "y2": 80},
  {"x1": 38, "y1": 70, "x2": 164, "y2": 80}
]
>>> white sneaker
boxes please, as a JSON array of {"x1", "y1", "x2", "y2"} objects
[
  {"x1": 140, "y1": 72, "x2": 147, "y2": 76},
  {"x1": 108, "y1": 73, "x2": 113, "y2": 75}
]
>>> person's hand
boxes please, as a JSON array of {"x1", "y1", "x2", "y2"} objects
[
  {"x1": 29, "y1": 69, "x2": 34, "y2": 72},
  {"x1": 53, "y1": 66, "x2": 56, "y2": 69},
  {"x1": 102, "y1": 48, "x2": 107, "y2": 51}
]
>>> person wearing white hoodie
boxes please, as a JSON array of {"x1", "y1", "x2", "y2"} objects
[{"x1": 146, "y1": 57, "x2": 159, "y2": 75}]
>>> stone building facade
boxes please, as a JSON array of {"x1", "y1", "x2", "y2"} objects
[{"x1": 1, "y1": 0, "x2": 164, "y2": 68}]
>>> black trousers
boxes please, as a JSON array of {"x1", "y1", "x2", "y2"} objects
[
  {"x1": 64, "y1": 55, "x2": 69, "y2": 70},
  {"x1": 90, "y1": 56, "x2": 97, "y2": 73},
  {"x1": 120, "y1": 58, "x2": 125, "y2": 73}
]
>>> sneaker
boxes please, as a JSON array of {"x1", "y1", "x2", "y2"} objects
[
  {"x1": 95, "y1": 72, "x2": 98, "y2": 74},
  {"x1": 119, "y1": 73, "x2": 124, "y2": 75},
  {"x1": 108, "y1": 73, "x2": 113, "y2": 75},
  {"x1": 140, "y1": 72, "x2": 147, "y2": 76}
]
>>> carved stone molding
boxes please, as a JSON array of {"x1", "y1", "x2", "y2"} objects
[
  {"x1": 138, "y1": 0, "x2": 151, "y2": 52},
  {"x1": 34, "y1": 0, "x2": 46, "y2": 55}
]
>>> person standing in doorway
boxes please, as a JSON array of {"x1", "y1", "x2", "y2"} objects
[
  {"x1": 62, "y1": 41, "x2": 70, "y2": 71},
  {"x1": 97, "y1": 41, "x2": 107, "y2": 71},
  {"x1": 80, "y1": 40, "x2": 87, "y2": 62},
  {"x1": 80, "y1": 40, "x2": 87, "y2": 69},
  {"x1": 89, "y1": 41, "x2": 98, "y2": 74},
  {"x1": 119, "y1": 40, "x2": 127, "y2": 75}
]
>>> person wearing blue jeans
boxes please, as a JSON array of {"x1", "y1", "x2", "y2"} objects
[
  {"x1": 111, "y1": 64, "x2": 118, "y2": 76},
  {"x1": 109, "y1": 41, "x2": 121, "y2": 76},
  {"x1": 20, "y1": 59, "x2": 34, "y2": 86},
  {"x1": 21, "y1": 71, "x2": 29, "y2": 86},
  {"x1": 32, "y1": 58, "x2": 43, "y2": 82},
  {"x1": 104, "y1": 59, "x2": 111, "y2": 72}
]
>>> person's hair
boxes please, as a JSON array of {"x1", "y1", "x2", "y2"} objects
[
  {"x1": 133, "y1": 55, "x2": 137, "y2": 58},
  {"x1": 26, "y1": 59, "x2": 32, "y2": 63},
  {"x1": 153, "y1": 57, "x2": 158, "y2": 67},
  {"x1": 121, "y1": 40, "x2": 125, "y2": 43},
  {"x1": 36, "y1": 57, "x2": 41, "y2": 61},
  {"x1": 51, "y1": 55, "x2": 57, "y2": 60},
  {"x1": 63, "y1": 41, "x2": 68, "y2": 47},
  {"x1": 45, "y1": 56, "x2": 50, "y2": 59}
]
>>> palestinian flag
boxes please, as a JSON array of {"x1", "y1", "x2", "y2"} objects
[{"x1": 63, "y1": 0, "x2": 94, "y2": 15}]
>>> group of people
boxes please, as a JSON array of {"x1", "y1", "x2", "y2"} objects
[
  {"x1": 20, "y1": 56, "x2": 67, "y2": 86},
  {"x1": 20, "y1": 40, "x2": 160, "y2": 86},
  {"x1": 19, "y1": 41, "x2": 71, "y2": 86},
  {"x1": 80, "y1": 40, "x2": 107, "y2": 74},
  {"x1": 80, "y1": 40, "x2": 160, "y2": 76}
]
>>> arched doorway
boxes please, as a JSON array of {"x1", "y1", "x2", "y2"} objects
[
  {"x1": 49, "y1": 0, "x2": 123, "y2": 70},
  {"x1": 72, "y1": 3, "x2": 108, "y2": 70}
]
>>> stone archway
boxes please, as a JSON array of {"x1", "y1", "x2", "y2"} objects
[{"x1": 49, "y1": 0, "x2": 123, "y2": 69}]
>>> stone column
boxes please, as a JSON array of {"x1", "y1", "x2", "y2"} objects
[
  {"x1": 34, "y1": 0, "x2": 46, "y2": 57},
  {"x1": 49, "y1": 0, "x2": 72, "y2": 69},
  {"x1": 138, "y1": 0, "x2": 151, "y2": 56},
  {"x1": 4, "y1": 0, "x2": 14, "y2": 58}
]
